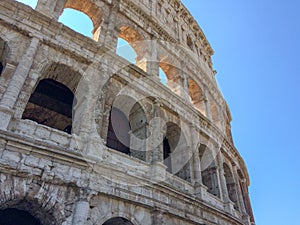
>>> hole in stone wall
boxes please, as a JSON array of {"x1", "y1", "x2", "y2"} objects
[
  {"x1": 59, "y1": 8, "x2": 93, "y2": 38},
  {"x1": 103, "y1": 217, "x2": 134, "y2": 225},
  {"x1": 106, "y1": 107, "x2": 131, "y2": 155},
  {"x1": 159, "y1": 68, "x2": 168, "y2": 86},
  {"x1": 22, "y1": 79, "x2": 74, "y2": 134},
  {"x1": 199, "y1": 144, "x2": 220, "y2": 197},
  {"x1": 16, "y1": 0, "x2": 38, "y2": 9},
  {"x1": 116, "y1": 38, "x2": 137, "y2": 64},
  {"x1": 0, "y1": 62, "x2": 3, "y2": 76},
  {"x1": 0, "y1": 208, "x2": 41, "y2": 225}
]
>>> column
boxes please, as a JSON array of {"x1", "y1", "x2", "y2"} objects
[
  {"x1": 137, "y1": 36, "x2": 159, "y2": 77},
  {"x1": 98, "y1": 0, "x2": 120, "y2": 50},
  {"x1": 36, "y1": 0, "x2": 66, "y2": 20},
  {"x1": 150, "y1": 100, "x2": 167, "y2": 182},
  {"x1": 216, "y1": 154, "x2": 234, "y2": 213},
  {"x1": 72, "y1": 190, "x2": 92, "y2": 225},
  {"x1": 232, "y1": 165, "x2": 247, "y2": 214},
  {"x1": 0, "y1": 37, "x2": 40, "y2": 129}
]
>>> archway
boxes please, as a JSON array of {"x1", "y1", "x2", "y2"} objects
[
  {"x1": 60, "y1": 0, "x2": 103, "y2": 40},
  {"x1": 188, "y1": 79, "x2": 206, "y2": 116},
  {"x1": 102, "y1": 217, "x2": 134, "y2": 225},
  {"x1": 223, "y1": 163, "x2": 239, "y2": 209},
  {"x1": 164, "y1": 122, "x2": 191, "y2": 181},
  {"x1": 118, "y1": 26, "x2": 146, "y2": 70},
  {"x1": 0, "y1": 208, "x2": 41, "y2": 225},
  {"x1": 116, "y1": 38, "x2": 137, "y2": 64},
  {"x1": 22, "y1": 79, "x2": 74, "y2": 133},
  {"x1": 59, "y1": 8, "x2": 93, "y2": 38},
  {"x1": 106, "y1": 107, "x2": 131, "y2": 155},
  {"x1": 199, "y1": 144, "x2": 220, "y2": 197}
]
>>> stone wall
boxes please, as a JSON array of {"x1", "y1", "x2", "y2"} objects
[{"x1": 0, "y1": 0, "x2": 255, "y2": 224}]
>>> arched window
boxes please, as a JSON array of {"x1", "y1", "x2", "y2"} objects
[
  {"x1": 159, "y1": 61, "x2": 184, "y2": 97},
  {"x1": 16, "y1": 0, "x2": 38, "y2": 9},
  {"x1": 59, "y1": 9, "x2": 93, "y2": 38},
  {"x1": 118, "y1": 26, "x2": 146, "y2": 70},
  {"x1": 199, "y1": 144, "x2": 220, "y2": 197},
  {"x1": 223, "y1": 163, "x2": 239, "y2": 209},
  {"x1": 188, "y1": 79, "x2": 206, "y2": 116},
  {"x1": 0, "y1": 208, "x2": 41, "y2": 225},
  {"x1": 159, "y1": 68, "x2": 168, "y2": 86},
  {"x1": 129, "y1": 102, "x2": 148, "y2": 161},
  {"x1": 106, "y1": 107, "x2": 131, "y2": 155},
  {"x1": 103, "y1": 217, "x2": 134, "y2": 225},
  {"x1": 164, "y1": 122, "x2": 191, "y2": 181},
  {"x1": 116, "y1": 38, "x2": 137, "y2": 64},
  {"x1": 59, "y1": 0, "x2": 103, "y2": 41},
  {"x1": 22, "y1": 79, "x2": 74, "y2": 133}
]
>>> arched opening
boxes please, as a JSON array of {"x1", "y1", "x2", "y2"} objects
[
  {"x1": 0, "y1": 37, "x2": 9, "y2": 76},
  {"x1": 16, "y1": 0, "x2": 38, "y2": 9},
  {"x1": 164, "y1": 122, "x2": 191, "y2": 181},
  {"x1": 159, "y1": 68, "x2": 168, "y2": 86},
  {"x1": 116, "y1": 38, "x2": 137, "y2": 64},
  {"x1": 118, "y1": 26, "x2": 146, "y2": 70},
  {"x1": 223, "y1": 163, "x2": 239, "y2": 209},
  {"x1": 59, "y1": 9, "x2": 93, "y2": 38},
  {"x1": 22, "y1": 79, "x2": 74, "y2": 134},
  {"x1": 159, "y1": 61, "x2": 183, "y2": 96},
  {"x1": 103, "y1": 217, "x2": 134, "y2": 225},
  {"x1": 129, "y1": 102, "x2": 148, "y2": 161},
  {"x1": 60, "y1": 0, "x2": 102, "y2": 40},
  {"x1": 106, "y1": 107, "x2": 131, "y2": 155},
  {"x1": 0, "y1": 208, "x2": 41, "y2": 225},
  {"x1": 199, "y1": 144, "x2": 220, "y2": 197},
  {"x1": 188, "y1": 79, "x2": 206, "y2": 116}
]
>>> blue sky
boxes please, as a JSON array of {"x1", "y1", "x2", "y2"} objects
[{"x1": 17, "y1": 0, "x2": 300, "y2": 224}]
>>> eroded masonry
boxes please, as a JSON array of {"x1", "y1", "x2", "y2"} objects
[{"x1": 0, "y1": 0, "x2": 255, "y2": 224}]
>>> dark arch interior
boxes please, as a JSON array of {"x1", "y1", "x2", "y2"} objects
[
  {"x1": 103, "y1": 217, "x2": 134, "y2": 225},
  {"x1": 0, "y1": 62, "x2": 3, "y2": 75},
  {"x1": 0, "y1": 208, "x2": 42, "y2": 225},
  {"x1": 163, "y1": 137, "x2": 172, "y2": 172},
  {"x1": 22, "y1": 78, "x2": 74, "y2": 133},
  {"x1": 106, "y1": 107, "x2": 131, "y2": 155}
]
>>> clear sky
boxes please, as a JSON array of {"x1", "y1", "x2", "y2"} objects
[{"x1": 16, "y1": 0, "x2": 300, "y2": 224}]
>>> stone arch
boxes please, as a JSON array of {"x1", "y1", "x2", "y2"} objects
[
  {"x1": 0, "y1": 176, "x2": 69, "y2": 225},
  {"x1": 223, "y1": 163, "x2": 239, "y2": 209},
  {"x1": 188, "y1": 78, "x2": 206, "y2": 116},
  {"x1": 164, "y1": 121, "x2": 191, "y2": 181},
  {"x1": 159, "y1": 55, "x2": 184, "y2": 97},
  {"x1": 21, "y1": 63, "x2": 82, "y2": 133},
  {"x1": 102, "y1": 217, "x2": 135, "y2": 225},
  {"x1": 63, "y1": 0, "x2": 103, "y2": 40},
  {"x1": 104, "y1": 83, "x2": 149, "y2": 161},
  {"x1": 0, "y1": 36, "x2": 10, "y2": 76},
  {"x1": 199, "y1": 144, "x2": 220, "y2": 197},
  {"x1": 117, "y1": 25, "x2": 147, "y2": 68}
]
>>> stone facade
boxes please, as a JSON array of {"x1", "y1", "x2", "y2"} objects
[{"x1": 0, "y1": 0, "x2": 255, "y2": 224}]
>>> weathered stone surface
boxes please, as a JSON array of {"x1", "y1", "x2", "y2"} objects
[{"x1": 0, "y1": 0, "x2": 255, "y2": 224}]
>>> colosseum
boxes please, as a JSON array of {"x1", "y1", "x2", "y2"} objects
[{"x1": 0, "y1": 0, "x2": 255, "y2": 224}]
